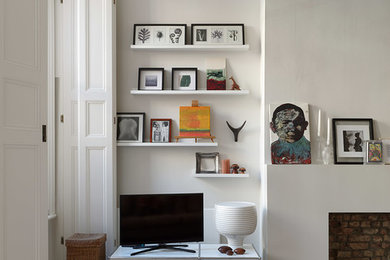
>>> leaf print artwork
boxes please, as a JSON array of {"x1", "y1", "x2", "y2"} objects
[{"x1": 138, "y1": 28, "x2": 150, "y2": 43}]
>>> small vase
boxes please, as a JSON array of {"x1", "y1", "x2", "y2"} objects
[{"x1": 321, "y1": 145, "x2": 333, "y2": 165}]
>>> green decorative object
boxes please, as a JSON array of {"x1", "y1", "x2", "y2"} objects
[{"x1": 180, "y1": 75, "x2": 191, "y2": 87}]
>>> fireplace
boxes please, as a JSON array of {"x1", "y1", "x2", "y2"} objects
[{"x1": 329, "y1": 213, "x2": 390, "y2": 260}]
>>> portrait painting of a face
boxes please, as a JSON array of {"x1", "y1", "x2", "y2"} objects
[{"x1": 269, "y1": 103, "x2": 311, "y2": 164}]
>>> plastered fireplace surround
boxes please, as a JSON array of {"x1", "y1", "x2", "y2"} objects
[{"x1": 265, "y1": 165, "x2": 390, "y2": 260}]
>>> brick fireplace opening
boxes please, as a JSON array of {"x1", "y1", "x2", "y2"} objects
[{"x1": 329, "y1": 213, "x2": 390, "y2": 260}]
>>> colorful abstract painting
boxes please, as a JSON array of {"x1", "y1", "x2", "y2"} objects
[
  {"x1": 179, "y1": 106, "x2": 211, "y2": 137},
  {"x1": 269, "y1": 102, "x2": 311, "y2": 164},
  {"x1": 368, "y1": 142, "x2": 382, "y2": 162},
  {"x1": 207, "y1": 69, "x2": 226, "y2": 90}
]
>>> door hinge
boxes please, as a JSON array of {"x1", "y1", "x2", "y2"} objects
[
  {"x1": 114, "y1": 239, "x2": 117, "y2": 246},
  {"x1": 42, "y1": 125, "x2": 47, "y2": 142},
  {"x1": 113, "y1": 0, "x2": 115, "y2": 4},
  {"x1": 60, "y1": 114, "x2": 64, "y2": 123},
  {"x1": 60, "y1": 0, "x2": 63, "y2": 4},
  {"x1": 61, "y1": 236, "x2": 64, "y2": 245},
  {"x1": 113, "y1": 117, "x2": 116, "y2": 124}
]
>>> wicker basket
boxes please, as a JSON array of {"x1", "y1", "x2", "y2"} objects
[{"x1": 65, "y1": 233, "x2": 106, "y2": 260}]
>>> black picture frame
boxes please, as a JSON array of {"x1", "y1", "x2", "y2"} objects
[
  {"x1": 138, "y1": 68, "x2": 164, "y2": 91},
  {"x1": 133, "y1": 24, "x2": 187, "y2": 45},
  {"x1": 171, "y1": 68, "x2": 198, "y2": 91},
  {"x1": 332, "y1": 118, "x2": 374, "y2": 164},
  {"x1": 190, "y1": 24, "x2": 245, "y2": 45},
  {"x1": 117, "y1": 113, "x2": 145, "y2": 143}
]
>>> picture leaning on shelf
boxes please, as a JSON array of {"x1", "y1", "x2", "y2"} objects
[{"x1": 117, "y1": 113, "x2": 145, "y2": 143}]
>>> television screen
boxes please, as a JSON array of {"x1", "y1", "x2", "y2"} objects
[{"x1": 120, "y1": 193, "x2": 204, "y2": 246}]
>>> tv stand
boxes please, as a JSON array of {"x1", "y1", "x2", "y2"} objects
[
  {"x1": 131, "y1": 244, "x2": 196, "y2": 256},
  {"x1": 110, "y1": 244, "x2": 261, "y2": 259}
]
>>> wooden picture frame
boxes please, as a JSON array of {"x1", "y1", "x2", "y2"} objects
[
  {"x1": 117, "y1": 113, "x2": 145, "y2": 143},
  {"x1": 138, "y1": 68, "x2": 164, "y2": 91},
  {"x1": 191, "y1": 24, "x2": 245, "y2": 45},
  {"x1": 150, "y1": 119, "x2": 172, "y2": 143},
  {"x1": 332, "y1": 118, "x2": 374, "y2": 164},
  {"x1": 133, "y1": 24, "x2": 186, "y2": 45},
  {"x1": 171, "y1": 68, "x2": 198, "y2": 91}
]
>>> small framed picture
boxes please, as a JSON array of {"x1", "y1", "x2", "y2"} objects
[
  {"x1": 191, "y1": 24, "x2": 245, "y2": 45},
  {"x1": 150, "y1": 119, "x2": 172, "y2": 143},
  {"x1": 117, "y1": 113, "x2": 145, "y2": 143},
  {"x1": 138, "y1": 68, "x2": 164, "y2": 91},
  {"x1": 364, "y1": 140, "x2": 383, "y2": 164},
  {"x1": 171, "y1": 68, "x2": 197, "y2": 91},
  {"x1": 332, "y1": 118, "x2": 374, "y2": 164},
  {"x1": 133, "y1": 24, "x2": 186, "y2": 45},
  {"x1": 380, "y1": 138, "x2": 390, "y2": 165},
  {"x1": 196, "y1": 152, "x2": 219, "y2": 173}
]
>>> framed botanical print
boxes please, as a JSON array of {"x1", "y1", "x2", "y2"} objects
[
  {"x1": 117, "y1": 113, "x2": 145, "y2": 143},
  {"x1": 191, "y1": 24, "x2": 245, "y2": 45},
  {"x1": 332, "y1": 118, "x2": 374, "y2": 164},
  {"x1": 133, "y1": 24, "x2": 186, "y2": 45}
]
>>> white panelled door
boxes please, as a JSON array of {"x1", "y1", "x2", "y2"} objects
[{"x1": 0, "y1": 0, "x2": 48, "y2": 259}]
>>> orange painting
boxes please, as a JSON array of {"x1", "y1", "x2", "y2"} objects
[{"x1": 179, "y1": 106, "x2": 211, "y2": 137}]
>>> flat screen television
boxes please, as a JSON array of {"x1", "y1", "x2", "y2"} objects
[{"x1": 120, "y1": 193, "x2": 203, "y2": 254}]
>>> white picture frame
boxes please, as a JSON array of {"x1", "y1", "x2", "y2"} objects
[{"x1": 171, "y1": 68, "x2": 197, "y2": 91}]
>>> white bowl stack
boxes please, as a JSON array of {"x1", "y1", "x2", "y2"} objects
[{"x1": 215, "y1": 201, "x2": 257, "y2": 247}]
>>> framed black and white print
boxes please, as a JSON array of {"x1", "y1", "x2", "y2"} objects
[
  {"x1": 117, "y1": 113, "x2": 145, "y2": 143},
  {"x1": 150, "y1": 119, "x2": 172, "y2": 143},
  {"x1": 332, "y1": 118, "x2": 374, "y2": 164},
  {"x1": 133, "y1": 24, "x2": 186, "y2": 45},
  {"x1": 171, "y1": 68, "x2": 197, "y2": 91},
  {"x1": 138, "y1": 68, "x2": 164, "y2": 91},
  {"x1": 191, "y1": 24, "x2": 245, "y2": 45}
]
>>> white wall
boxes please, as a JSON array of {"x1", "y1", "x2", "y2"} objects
[
  {"x1": 117, "y1": 0, "x2": 262, "y2": 249},
  {"x1": 264, "y1": 1, "x2": 390, "y2": 259},
  {"x1": 265, "y1": 0, "x2": 390, "y2": 164}
]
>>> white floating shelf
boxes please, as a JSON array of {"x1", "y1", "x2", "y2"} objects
[
  {"x1": 130, "y1": 90, "x2": 249, "y2": 95},
  {"x1": 193, "y1": 173, "x2": 249, "y2": 178},
  {"x1": 117, "y1": 142, "x2": 218, "y2": 147},
  {"x1": 130, "y1": 44, "x2": 250, "y2": 51}
]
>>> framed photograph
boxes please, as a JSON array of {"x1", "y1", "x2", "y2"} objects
[
  {"x1": 380, "y1": 138, "x2": 390, "y2": 165},
  {"x1": 364, "y1": 140, "x2": 383, "y2": 164},
  {"x1": 133, "y1": 24, "x2": 186, "y2": 45},
  {"x1": 138, "y1": 68, "x2": 164, "y2": 91},
  {"x1": 171, "y1": 68, "x2": 197, "y2": 91},
  {"x1": 332, "y1": 118, "x2": 374, "y2": 164},
  {"x1": 191, "y1": 24, "x2": 245, "y2": 45},
  {"x1": 117, "y1": 113, "x2": 145, "y2": 143},
  {"x1": 150, "y1": 119, "x2": 172, "y2": 143},
  {"x1": 196, "y1": 152, "x2": 219, "y2": 173}
]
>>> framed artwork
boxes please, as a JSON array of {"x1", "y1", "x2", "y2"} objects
[
  {"x1": 196, "y1": 152, "x2": 220, "y2": 173},
  {"x1": 171, "y1": 68, "x2": 198, "y2": 91},
  {"x1": 133, "y1": 24, "x2": 186, "y2": 45},
  {"x1": 380, "y1": 138, "x2": 390, "y2": 165},
  {"x1": 269, "y1": 103, "x2": 311, "y2": 164},
  {"x1": 117, "y1": 113, "x2": 145, "y2": 143},
  {"x1": 332, "y1": 118, "x2": 374, "y2": 164},
  {"x1": 150, "y1": 119, "x2": 172, "y2": 143},
  {"x1": 364, "y1": 140, "x2": 383, "y2": 164},
  {"x1": 191, "y1": 24, "x2": 245, "y2": 45},
  {"x1": 138, "y1": 68, "x2": 164, "y2": 91}
]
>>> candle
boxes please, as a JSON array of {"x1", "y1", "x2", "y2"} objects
[
  {"x1": 222, "y1": 159, "x2": 230, "y2": 174},
  {"x1": 317, "y1": 109, "x2": 321, "y2": 137},
  {"x1": 326, "y1": 118, "x2": 331, "y2": 145}
]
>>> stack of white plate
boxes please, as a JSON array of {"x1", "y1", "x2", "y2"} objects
[{"x1": 215, "y1": 201, "x2": 257, "y2": 247}]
